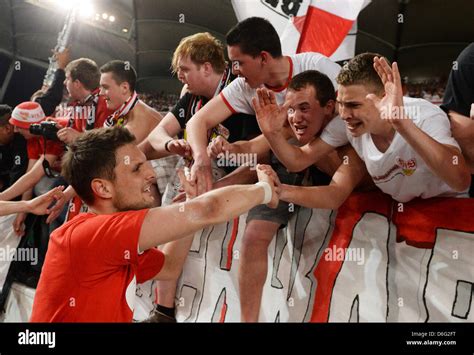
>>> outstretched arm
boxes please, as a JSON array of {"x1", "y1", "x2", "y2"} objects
[
  {"x1": 0, "y1": 186, "x2": 64, "y2": 217},
  {"x1": 0, "y1": 155, "x2": 58, "y2": 201},
  {"x1": 260, "y1": 148, "x2": 367, "y2": 210},
  {"x1": 138, "y1": 165, "x2": 278, "y2": 251}
]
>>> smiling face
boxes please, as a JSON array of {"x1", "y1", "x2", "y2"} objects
[
  {"x1": 227, "y1": 45, "x2": 266, "y2": 89},
  {"x1": 99, "y1": 72, "x2": 130, "y2": 111},
  {"x1": 337, "y1": 84, "x2": 383, "y2": 137},
  {"x1": 286, "y1": 85, "x2": 333, "y2": 145},
  {"x1": 110, "y1": 143, "x2": 157, "y2": 211}
]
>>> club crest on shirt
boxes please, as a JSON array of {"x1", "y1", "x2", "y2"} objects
[{"x1": 396, "y1": 157, "x2": 417, "y2": 176}]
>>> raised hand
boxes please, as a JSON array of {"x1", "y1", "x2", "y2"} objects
[
  {"x1": 252, "y1": 88, "x2": 289, "y2": 135},
  {"x1": 54, "y1": 47, "x2": 71, "y2": 70},
  {"x1": 366, "y1": 57, "x2": 411, "y2": 131}
]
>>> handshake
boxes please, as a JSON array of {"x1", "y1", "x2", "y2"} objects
[{"x1": 176, "y1": 164, "x2": 282, "y2": 209}]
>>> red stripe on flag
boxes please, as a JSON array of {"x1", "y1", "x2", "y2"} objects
[
  {"x1": 226, "y1": 218, "x2": 239, "y2": 270},
  {"x1": 297, "y1": 6, "x2": 354, "y2": 56},
  {"x1": 293, "y1": 14, "x2": 306, "y2": 34},
  {"x1": 310, "y1": 192, "x2": 392, "y2": 322},
  {"x1": 309, "y1": 191, "x2": 474, "y2": 322},
  {"x1": 219, "y1": 295, "x2": 228, "y2": 323}
]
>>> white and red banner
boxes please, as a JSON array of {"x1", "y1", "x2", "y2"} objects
[
  {"x1": 3, "y1": 192, "x2": 473, "y2": 322},
  {"x1": 231, "y1": 0, "x2": 371, "y2": 61},
  {"x1": 164, "y1": 191, "x2": 474, "y2": 322}
]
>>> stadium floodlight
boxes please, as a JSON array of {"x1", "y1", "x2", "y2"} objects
[
  {"x1": 50, "y1": 0, "x2": 93, "y2": 18},
  {"x1": 26, "y1": 0, "x2": 130, "y2": 39},
  {"x1": 79, "y1": 1, "x2": 95, "y2": 19},
  {"x1": 55, "y1": 0, "x2": 80, "y2": 10}
]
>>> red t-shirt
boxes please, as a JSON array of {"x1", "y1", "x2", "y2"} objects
[
  {"x1": 27, "y1": 137, "x2": 64, "y2": 171},
  {"x1": 30, "y1": 209, "x2": 165, "y2": 322},
  {"x1": 70, "y1": 94, "x2": 112, "y2": 132}
]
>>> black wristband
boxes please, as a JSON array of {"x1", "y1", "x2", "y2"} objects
[{"x1": 164, "y1": 139, "x2": 173, "y2": 152}]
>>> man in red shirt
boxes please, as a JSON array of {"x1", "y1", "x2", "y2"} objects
[
  {"x1": 57, "y1": 57, "x2": 113, "y2": 144},
  {"x1": 30, "y1": 126, "x2": 278, "y2": 322},
  {"x1": 51, "y1": 58, "x2": 115, "y2": 222},
  {"x1": 0, "y1": 102, "x2": 65, "y2": 236}
]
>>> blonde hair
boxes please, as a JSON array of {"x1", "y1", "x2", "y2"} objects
[{"x1": 171, "y1": 32, "x2": 226, "y2": 74}]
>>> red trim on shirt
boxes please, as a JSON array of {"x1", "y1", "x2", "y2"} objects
[
  {"x1": 264, "y1": 56, "x2": 293, "y2": 93},
  {"x1": 219, "y1": 92, "x2": 237, "y2": 114}
]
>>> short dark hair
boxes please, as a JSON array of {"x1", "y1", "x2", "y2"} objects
[
  {"x1": 226, "y1": 17, "x2": 282, "y2": 58},
  {"x1": 336, "y1": 52, "x2": 385, "y2": 93},
  {"x1": 100, "y1": 60, "x2": 137, "y2": 92},
  {"x1": 62, "y1": 127, "x2": 136, "y2": 205},
  {"x1": 65, "y1": 58, "x2": 100, "y2": 91},
  {"x1": 0, "y1": 104, "x2": 12, "y2": 126},
  {"x1": 289, "y1": 70, "x2": 336, "y2": 106}
]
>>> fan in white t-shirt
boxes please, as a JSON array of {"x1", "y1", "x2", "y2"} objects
[
  {"x1": 320, "y1": 96, "x2": 467, "y2": 202},
  {"x1": 256, "y1": 52, "x2": 471, "y2": 206},
  {"x1": 184, "y1": 17, "x2": 340, "y2": 195}
]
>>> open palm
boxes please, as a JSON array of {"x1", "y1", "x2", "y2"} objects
[
  {"x1": 252, "y1": 88, "x2": 288, "y2": 135},
  {"x1": 367, "y1": 57, "x2": 406, "y2": 127}
]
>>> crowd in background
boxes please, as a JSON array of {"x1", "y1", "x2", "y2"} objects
[{"x1": 138, "y1": 92, "x2": 180, "y2": 112}]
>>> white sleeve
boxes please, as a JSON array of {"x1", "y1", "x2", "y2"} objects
[
  {"x1": 309, "y1": 53, "x2": 341, "y2": 89},
  {"x1": 320, "y1": 116, "x2": 349, "y2": 148},
  {"x1": 418, "y1": 104, "x2": 461, "y2": 150},
  {"x1": 220, "y1": 78, "x2": 255, "y2": 115}
]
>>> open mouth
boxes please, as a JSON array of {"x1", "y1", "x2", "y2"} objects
[
  {"x1": 143, "y1": 184, "x2": 152, "y2": 193},
  {"x1": 346, "y1": 121, "x2": 363, "y2": 131},
  {"x1": 293, "y1": 125, "x2": 308, "y2": 135}
]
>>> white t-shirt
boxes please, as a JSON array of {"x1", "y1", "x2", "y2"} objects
[
  {"x1": 220, "y1": 52, "x2": 341, "y2": 114},
  {"x1": 320, "y1": 97, "x2": 465, "y2": 202}
]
